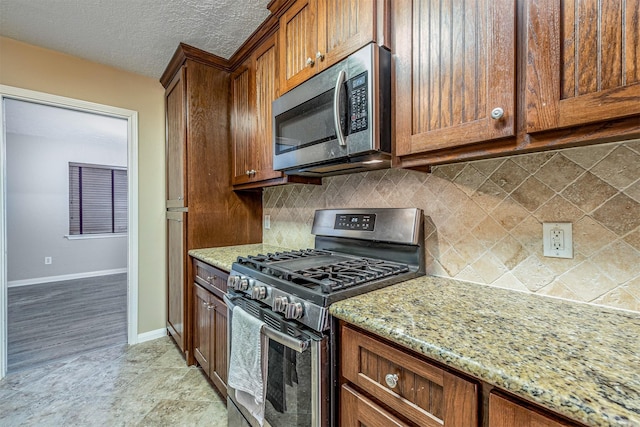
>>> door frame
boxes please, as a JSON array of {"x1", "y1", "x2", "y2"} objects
[{"x1": 0, "y1": 85, "x2": 139, "y2": 379}]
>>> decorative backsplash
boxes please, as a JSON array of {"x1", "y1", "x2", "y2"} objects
[{"x1": 263, "y1": 139, "x2": 640, "y2": 313}]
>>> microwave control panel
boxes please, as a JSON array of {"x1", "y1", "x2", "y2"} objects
[{"x1": 347, "y1": 72, "x2": 369, "y2": 134}]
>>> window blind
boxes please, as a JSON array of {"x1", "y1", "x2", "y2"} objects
[{"x1": 69, "y1": 163, "x2": 128, "y2": 235}]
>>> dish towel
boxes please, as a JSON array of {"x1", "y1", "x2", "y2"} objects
[{"x1": 228, "y1": 306, "x2": 268, "y2": 426}]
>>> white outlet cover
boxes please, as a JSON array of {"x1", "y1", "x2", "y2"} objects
[
  {"x1": 264, "y1": 215, "x2": 271, "y2": 230},
  {"x1": 543, "y1": 222, "x2": 573, "y2": 259}
]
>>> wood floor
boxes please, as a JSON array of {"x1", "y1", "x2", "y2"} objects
[{"x1": 7, "y1": 273, "x2": 127, "y2": 372}]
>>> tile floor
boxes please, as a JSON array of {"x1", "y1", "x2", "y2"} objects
[{"x1": 0, "y1": 337, "x2": 227, "y2": 426}]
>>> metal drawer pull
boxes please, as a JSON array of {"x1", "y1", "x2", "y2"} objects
[{"x1": 385, "y1": 373, "x2": 399, "y2": 389}]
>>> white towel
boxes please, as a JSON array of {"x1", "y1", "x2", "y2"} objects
[{"x1": 228, "y1": 306, "x2": 269, "y2": 426}]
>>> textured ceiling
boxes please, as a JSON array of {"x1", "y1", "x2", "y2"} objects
[{"x1": 0, "y1": 0, "x2": 271, "y2": 78}]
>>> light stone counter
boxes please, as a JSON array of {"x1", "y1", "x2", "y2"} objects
[
  {"x1": 329, "y1": 276, "x2": 640, "y2": 427},
  {"x1": 189, "y1": 243, "x2": 292, "y2": 272}
]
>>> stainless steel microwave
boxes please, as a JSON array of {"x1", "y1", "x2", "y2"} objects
[{"x1": 272, "y1": 43, "x2": 391, "y2": 177}]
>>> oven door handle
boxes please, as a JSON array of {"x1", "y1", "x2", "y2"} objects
[{"x1": 224, "y1": 294, "x2": 310, "y2": 354}]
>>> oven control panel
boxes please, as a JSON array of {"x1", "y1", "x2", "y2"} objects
[{"x1": 334, "y1": 213, "x2": 376, "y2": 231}]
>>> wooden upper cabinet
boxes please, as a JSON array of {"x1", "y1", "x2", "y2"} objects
[
  {"x1": 252, "y1": 35, "x2": 283, "y2": 183},
  {"x1": 525, "y1": 0, "x2": 640, "y2": 133},
  {"x1": 231, "y1": 60, "x2": 253, "y2": 185},
  {"x1": 489, "y1": 393, "x2": 580, "y2": 427},
  {"x1": 394, "y1": 0, "x2": 516, "y2": 157},
  {"x1": 165, "y1": 68, "x2": 187, "y2": 208},
  {"x1": 279, "y1": 0, "x2": 382, "y2": 93},
  {"x1": 317, "y1": 0, "x2": 376, "y2": 71},
  {"x1": 279, "y1": 0, "x2": 318, "y2": 92},
  {"x1": 231, "y1": 34, "x2": 284, "y2": 187}
]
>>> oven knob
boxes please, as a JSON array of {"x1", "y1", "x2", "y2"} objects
[
  {"x1": 237, "y1": 278, "x2": 250, "y2": 291},
  {"x1": 285, "y1": 302, "x2": 304, "y2": 320},
  {"x1": 273, "y1": 296, "x2": 289, "y2": 313},
  {"x1": 227, "y1": 275, "x2": 239, "y2": 289},
  {"x1": 251, "y1": 286, "x2": 267, "y2": 300}
]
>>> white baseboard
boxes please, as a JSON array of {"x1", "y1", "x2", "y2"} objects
[
  {"x1": 137, "y1": 328, "x2": 168, "y2": 343},
  {"x1": 8, "y1": 268, "x2": 128, "y2": 287}
]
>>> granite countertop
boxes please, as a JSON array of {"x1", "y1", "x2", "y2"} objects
[
  {"x1": 330, "y1": 276, "x2": 640, "y2": 427},
  {"x1": 189, "y1": 243, "x2": 292, "y2": 272}
]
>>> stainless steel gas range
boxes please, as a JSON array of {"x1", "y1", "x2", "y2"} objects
[{"x1": 224, "y1": 208, "x2": 425, "y2": 427}]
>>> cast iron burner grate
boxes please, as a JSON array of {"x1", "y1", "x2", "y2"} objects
[{"x1": 237, "y1": 250, "x2": 410, "y2": 293}]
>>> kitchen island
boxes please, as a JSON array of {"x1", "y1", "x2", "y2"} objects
[{"x1": 330, "y1": 276, "x2": 640, "y2": 427}]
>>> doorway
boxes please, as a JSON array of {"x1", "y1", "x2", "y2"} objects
[{"x1": 0, "y1": 85, "x2": 139, "y2": 378}]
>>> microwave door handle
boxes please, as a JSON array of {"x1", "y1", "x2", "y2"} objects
[{"x1": 333, "y1": 69, "x2": 347, "y2": 147}]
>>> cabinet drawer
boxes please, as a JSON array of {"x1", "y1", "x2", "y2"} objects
[
  {"x1": 341, "y1": 325, "x2": 477, "y2": 427},
  {"x1": 489, "y1": 392, "x2": 581, "y2": 427},
  {"x1": 193, "y1": 259, "x2": 228, "y2": 299},
  {"x1": 341, "y1": 384, "x2": 410, "y2": 427}
]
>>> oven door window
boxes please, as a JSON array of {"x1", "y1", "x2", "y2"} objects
[{"x1": 264, "y1": 339, "x2": 312, "y2": 426}]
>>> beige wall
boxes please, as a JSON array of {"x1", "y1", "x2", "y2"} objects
[
  {"x1": 264, "y1": 139, "x2": 640, "y2": 313},
  {"x1": 0, "y1": 36, "x2": 167, "y2": 334}
]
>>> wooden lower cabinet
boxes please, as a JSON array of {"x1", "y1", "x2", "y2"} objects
[
  {"x1": 193, "y1": 284, "x2": 228, "y2": 395},
  {"x1": 192, "y1": 259, "x2": 229, "y2": 396},
  {"x1": 340, "y1": 324, "x2": 478, "y2": 426},
  {"x1": 340, "y1": 323, "x2": 587, "y2": 427},
  {"x1": 489, "y1": 393, "x2": 579, "y2": 427},
  {"x1": 167, "y1": 211, "x2": 186, "y2": 351}
]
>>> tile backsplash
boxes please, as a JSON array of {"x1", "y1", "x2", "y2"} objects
[{"x1": 263, "y1": 139, "x2": 640, "y2": 313}]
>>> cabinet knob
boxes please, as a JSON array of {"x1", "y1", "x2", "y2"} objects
[
  {"x1": 491, "y1": 107, "x2": 504, "y2": 120},
  {"x1": 306, "y1": 57, "x2": 315, "y2": 67},
  {"x1": 315, "y1": 51, "x2": 324, "y2": 61},
  {"x1": 177, "y1": 196, "x2": 183, "y2": 200},
  {"x1": 385, "y1": 373, "x2": 399, "y2": 389}
]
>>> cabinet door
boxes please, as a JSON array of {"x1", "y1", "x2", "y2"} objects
[
  {"x1": 279, "y1": 0, "x2": 318, "y2": 93},
  {"x1": 193, "y1": 284, "x2": 212, "y2": 376},
  {"x1": 489, "y1": 393, "x2": 578, "y2": 427},
  {"x1": 341, "y1": 384, "x2": 411, "y2": 427},
  {"x1": 317, "y1": 0, "x2": 376, "y2": 71},
  {"x1": 526, "y1": 0, "x2": 640, "y2": 132},
  {"x1": 231, "y1": 62, "x2": 254, "y2": 185},
  {"x1": 165, "y1": 68, "x2": 187, "y2": 208},
  {"x1": 167, "y1": 211, "x2": 186, "y2": 351},
  {"x1": 252, "y1": 34, "x2": 284, "y2": 183},
  {"x1": 341, "y1": 325, "x2": 477, "y2": 427},
  {"x1": 395, "y1": 0, "x2": 516, "y2": 156},
  {"x1": 211, "y1": 297, "x2": 228, "y2": 394}
]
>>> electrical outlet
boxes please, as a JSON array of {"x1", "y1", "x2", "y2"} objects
[
  {"x1": 45, "y1": 256, "x2": 52, "y2": 265},
  {"x1": 264, "y1": 214, "x2": 271, "y2": 230},
  {"x1": 543, "y1": 223, "x2": 573, "y2": 259}
]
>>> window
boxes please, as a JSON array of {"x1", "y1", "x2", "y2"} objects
[{"x1": 69, "y1": 163, "x2": 127, "y2": 235}]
